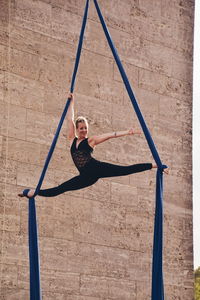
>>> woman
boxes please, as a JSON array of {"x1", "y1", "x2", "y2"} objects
[{"x1": 19, "y1": 93, "x2": 165, "y2": 198}]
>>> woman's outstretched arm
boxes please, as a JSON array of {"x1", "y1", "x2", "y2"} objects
[
  {"x1": 88, "y1": 128, "x2": 141, "y2": 147},
  {"x1": 67, "y1": 93, "x2": 75, "y2": 141}
]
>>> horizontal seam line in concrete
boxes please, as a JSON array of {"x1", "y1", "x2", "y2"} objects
[{"x1": 1, "y1": 62, "x2": 193, "y2": 101}]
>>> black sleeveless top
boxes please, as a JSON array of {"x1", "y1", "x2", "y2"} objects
[{"x1": 70, "y1": 137, "x2": 93, "y2": 170}]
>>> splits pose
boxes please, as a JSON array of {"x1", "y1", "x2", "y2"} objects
[{"x1": 19, "y1": 93, "x2": 164, "y2": 198}]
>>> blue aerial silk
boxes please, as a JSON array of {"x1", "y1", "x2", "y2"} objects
[
  {"x1": 92, "y1": 2, "x2": 166, "y2": 299},
  {"x1": 26, "y1": 0, "x2": 166, "y2": 299},
  {"x1": 27, "y1": 1, "x2": 90, "y2": 299}
]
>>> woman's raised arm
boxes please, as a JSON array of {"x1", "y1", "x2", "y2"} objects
[
  {"x1": 88, "y1": 128, "x2": 141, "y2": 147},
  {"x1": 67, "y1": 93, "x2": 75, "y2": 141}
]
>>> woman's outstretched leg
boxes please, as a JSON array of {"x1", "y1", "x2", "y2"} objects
[
  {"x1": 38, "y1": 175, "x2": 98, "y2": 197},
  {"x1": 19, "y1": 175, "x2": 98, "y2": 198},
  {"x1": 95, "y1": 161, "x2": 152, "y2": 178}
]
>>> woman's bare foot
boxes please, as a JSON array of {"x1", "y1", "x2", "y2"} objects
[
  {"x1": 163, "y1": 168, "x2": 169, "y2": 175},
  {"x1": 18, "y1": 189, "x2": 35, "y2": 198},
  {"x1": 152, "y1": 164, "x2": 169, "y2": 174}
]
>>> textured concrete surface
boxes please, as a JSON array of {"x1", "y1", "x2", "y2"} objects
[{"x1": 0, "y1": 0, "x2": 194, "y2": 299}]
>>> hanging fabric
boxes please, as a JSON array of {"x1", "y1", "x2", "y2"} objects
[
  {"x1": 92, "y1": 1, "x2": 166, "y2": 299},
  {"x1": 27, "y1": 1, "x2": 90, "y2": 299},
  {"x1": 24, "y1": 0, "x2": 166, "y2": 299}
]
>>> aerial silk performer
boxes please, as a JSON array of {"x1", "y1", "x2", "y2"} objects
[{"x1": 19, "y1": 93, "x2": 165, "y2": 198}]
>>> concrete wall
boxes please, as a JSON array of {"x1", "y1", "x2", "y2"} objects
[{"x1": 0, "y1": 0, "x2": 194, "y2": 299}]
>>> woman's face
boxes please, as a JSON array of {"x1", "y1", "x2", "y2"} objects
[{"x1": 77, "y1": 121, "x2": 88, "y2": 138}]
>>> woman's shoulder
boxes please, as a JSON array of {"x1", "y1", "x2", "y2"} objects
[
  {"x1": 69, "y1": 136, "x2": 77, "y2": 147},
  {"x1": 87, "y1": 137, "x2": 94, "y2": 148},
  {"x1": 87, "y1": 137, "x2": 94, "y2": 150}
]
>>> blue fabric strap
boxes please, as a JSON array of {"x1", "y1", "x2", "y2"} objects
[
  {"x1": 93, "y1": 0, "x2": 163, "y2": 169},
  {"x1": 92, "y1": 0, "x2": 165, "y2": 299},
  {"x1": 152, "y1": 170, "x2": 164, "y2": 300},
  {"x1": 34, "y1": 0, "x2": 90, "y2": 198},
  {"x1": 70, "y1": 0, "x2": 90, "y2": 93},
  {"x1": 27, "y1": 1, "x2": 90, "y2": 299},
  {"x1": 29, "y1": 198, "x2": 41, "y2": 300}
]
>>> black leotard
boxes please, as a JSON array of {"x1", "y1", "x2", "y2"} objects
[
  {"x1": 70, "y1": 137, "x2": 93, "y2": 171},
  {"x1": 38, "y1": 137, "x2": 152, "y2": 197}
]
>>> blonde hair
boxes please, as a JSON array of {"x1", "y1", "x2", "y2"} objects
[{"x1": 75, "y1": 116, "x2": 88, "y2": 129}]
